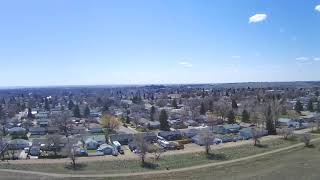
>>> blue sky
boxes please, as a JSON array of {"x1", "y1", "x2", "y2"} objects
[{"x1": 0, "y1": 0, "x2": 320, "y2": 86}]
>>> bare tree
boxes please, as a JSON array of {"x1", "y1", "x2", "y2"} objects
[
  {"x1": 47, "y1": 134, "x2": 63, "y2": 157},
  {"x1": 149, "y1": 145, "x2": 164, "y2": 161},
  {"x1": 133, "y1": 133, "x2": 150, "y2": 166},
  {"x1": 201, "y1": 130, "x2": 214, "y2": 155},
  {"x1": 214, "y1": 99, "x2": 231, "y2": 121},
  {"x1": 251, "y1": 128, "x2": 262, "y2": 146},
  {"x1": 52, "y1": 111, "x2": 70, "y2": 137},
  {"x1": 278, "y1": 127, "x2": 294, "y2": 140},
  {"x1": 207, "y1": 114, "x2": 220, "y2": 131},
  {"x1": 301, "y1": 133, "x2": 311, "y2": 147},
  {"x1": 62, "y1": 142, "x2": 77, "y2": 168},
  {"x1": 101, "y1": 114, "x2": 120, "y2": 133},
  {"x1": 0, "y1": 131, "x2": 7, "y2": 161}
]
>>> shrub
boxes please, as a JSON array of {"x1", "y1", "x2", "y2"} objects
[{"x1": 301, "y1": 133, "x2": 311, "y2": 147}]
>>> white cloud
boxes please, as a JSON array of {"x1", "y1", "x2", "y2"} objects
[
  {"x1": 179, "y1": 61, "x2": 193, "y2": 68},
  {"x1": 249, "y1": 14, "x2": 267, "y2": 23},
  {"x1": 315, "y1": 5, "x2": 320, "y2": 12},
  {"x1": 296, "y1": 57, "x2": 309, "y2": 61},
  {"x1": 231, "y1": 55, "x2": 241, "y2": 59},
  {"x1": 314, "y1": 57, "x2": 320, "y2": 61}
]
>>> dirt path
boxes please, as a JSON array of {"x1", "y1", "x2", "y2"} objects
[{"x1": 1, "y1": 137, "x2": 319, "y2": 178}]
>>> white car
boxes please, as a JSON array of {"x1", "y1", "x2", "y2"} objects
[{"x1": 213, "y1": 138, "x2": 222, "y2": 144}]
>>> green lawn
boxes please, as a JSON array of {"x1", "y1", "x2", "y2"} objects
[
  {"x1": 0, "y1": 138, "x2": 301, "y2": 174},
  {"x1": 114, "y1": 142, "x2": 320, "y2": 180}
]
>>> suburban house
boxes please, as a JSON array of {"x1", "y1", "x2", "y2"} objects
[
  {"x1": 148, "y1": 121, "x2": 161, "y2": 129},
  {"x1": 35, "y1": 112, "x2": 49, "y2": 119},
  {"x1": 85, "y1": 138, "x2": 99, "y2": 150},
  {"x1": 90, "y1": 135, "x2": 106, "y2": 145},
  {"x1": 29, "y1": 127, "x2": 47, "y2": 136},
  {"x1": 69, "y1": 126, "x2": 87, "y2": 135},
  {"x1": 141, "y1": 132, "x2": 157, "y2": 142},
  {"x1": 278, "y1": 118, "x2": 300, "y2": 128},
  {"x1": 109, "y1": 134, "x2": 134, "y2": 145},
  {"x1": 8, "y1": 127, "x2": 26, "y2": 136},
  {"x1": 37, "y1": 119, "x2": 50, "y2": 127},
  {"x1": 47, "y1": 126, "x2": 60, "y2": 134},
  {"x1": 88, "y1": 124, "x2": 103, "y2": 134},
  {"x1": 191, "y1": 133, "x2": 222, "y2": 146},
  {"x1": 31, "y1": 138, "x2": 49, "y2": 149},
  {"x1": 239, "y1": 128, "x2": 268, "y2": 140},
  {"x1": 158, "y1": 131, "x2": 182, "y2": 141},
  {"x1": 8, "y1": 139, "x2": 30, "y2": 150},
  {"x1": 183, "y1": 119, "x2": 198, "y2": 127},
  {"x1": 213, "y1": 124, "x2": 241, "y2": 134}
]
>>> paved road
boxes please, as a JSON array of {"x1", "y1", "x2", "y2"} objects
[
  {"x1": 117, "y1": 125, "x2": 138, "y2": 134},
  {"x1": 1, "y1": 137, "x2": 319, "y2": 178}
]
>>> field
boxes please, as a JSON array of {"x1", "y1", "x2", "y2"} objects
[{"x1": 116, "y1": 142, "x2": 320, "y2": 180}]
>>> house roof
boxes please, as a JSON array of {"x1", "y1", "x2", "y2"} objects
[
  {"x1": 9, "y1": 139, "x2": 29, "y2": 145},
  {"x1": 29, "y1": 127, "x2": 46, "y2": 132},
  {"x1": 8, "y1": 127, "x2": 26, "y2": 132}
]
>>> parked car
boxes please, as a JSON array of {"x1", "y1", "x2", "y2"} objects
[
  {"x1": 113, "y1": 141, "x2": 124, "y2": 154},
  {"x1": 29, "y1": 146, "x2": 41, "y2": 156},
  {"x1": 128, "y1": 142, "x2": 137, "y2": 151},
  {"x1": 97, "y1": 144, "x2": 114, "y2": 155},
  {"x1": 213, "y1": 138, "x2": 222, "y2": 144},
  {"x1": 169, "y1": 142, "x2": 184, "y2": 150},
  {"x1": 157, "y1": 139, "x2": 170, "y2": 149},
  {"x1": 76, "y1": 149, "x2": 89, "y2": 157}
]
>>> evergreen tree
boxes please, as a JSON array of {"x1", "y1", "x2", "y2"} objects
[
  {"x1": 172, "y1": 99, "x2": 178, "y2": 109},
  {"x1": 44, "y1": 98, "x2": 50, "y2": 111},
  {"x1": 68, "y1": 100, "x2": 75, "y2": 110},
  {"x1": 227, "y1": 110, "x2": 235, "y2": 124},
  {"x1": 27, "y1": 107, "x2": 34, "y2": 119},
  {"x1": 241, "y1": 109, "x2": 250, "y2": 123},
  {"x1": 102, "y1": 102, "x2": 109, "y2": 113},
  {"x1": 266, "y1": 105, "x2": 276, "y2": 135},
  {"x1": 294, "y1": 100, "x2": 303, "y2": 114},
  {"x1": 317, "y1": 101, "x2": 320, "y2": 113},
  {"x1": 126, "y1": 115, "x2": 130, "y2": 124},
  {"x1": 307, "y1": 100, "x2": 314, "y2": 112},
  {"x1": 150, "y1": 106, "x2": 156, "y2": 121},
  {"x1": 126, "y1": 109, "x2": 131, "y2": 124},
  {"x1": 200, "y1": 102, "x2": 206, "y2": 115},
  {"x1": 132, "y1": 95, "x2": 142, "y2": 104},
  {"x1": 73, "y1": 105, "x2": 81, "y2": 118},
  {"x1": 208, "y1": 100, "x2": 213, "y2": 112},
  {"x1": 232, "y1": 99, "x2": 238, "y2": 109},
  {"x1": 0, "y1": 105, "x2": 4, "y2": 119},
  {"x1": 0, "y1": 98, "x2": 5, "y2": 105},
  {"x1": 159, "y1": 110, "x2": 169, "y2": 131},
  {"x1": 0, "y1": 105, "x2": 6, "y2": 136},
  {"x1": 21, "y1": 103, "x2": 26, "y2": 111},
  {"x1": 84, "y1": 105, "x2": 90, "y2": 117}
]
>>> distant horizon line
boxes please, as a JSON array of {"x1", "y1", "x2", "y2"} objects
[{"x1": 0, "y1": 80, "x2": 319, "y2": 90}]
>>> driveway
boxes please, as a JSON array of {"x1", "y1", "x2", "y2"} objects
[{"x1": 117, "y1": 125, "x2": 138, "y2": 134}]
